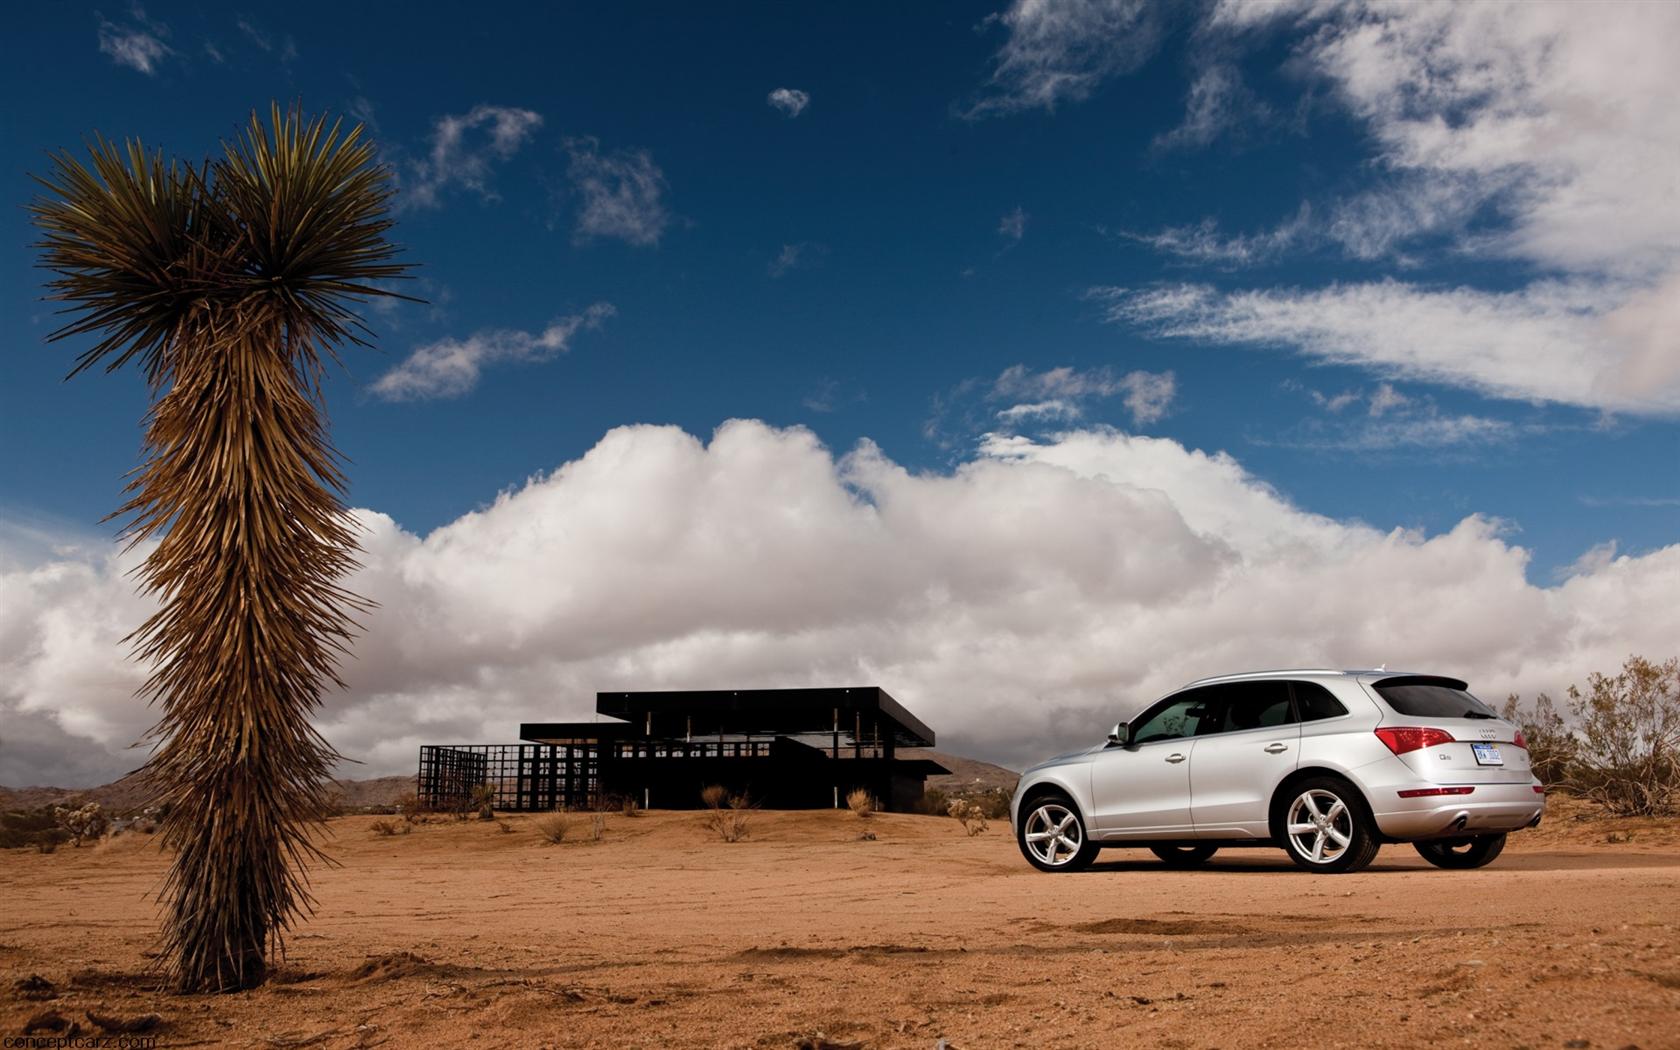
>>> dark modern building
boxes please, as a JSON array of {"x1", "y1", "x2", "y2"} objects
[{"x1": 417, "y1": 686, "x2": 948, "y2": 813}]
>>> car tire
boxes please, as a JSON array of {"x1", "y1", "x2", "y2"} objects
[
  {"x1": 1017, "y1": 794, "x2": 1100, "y2": 873},
  {"x1": 1277, "y1": 777, "x2": 1380, "y2": 874},
  {"x1": 1414, "y1": 833, "x2": 1507, "y2": 869},
  {"x1": 1149, "y1": 844, "x2": 1218, "y2": 868}
]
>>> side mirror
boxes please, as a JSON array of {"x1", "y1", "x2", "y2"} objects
[{"x1": 1108, "y1": 722, "x2": 1128, "y2": 746}]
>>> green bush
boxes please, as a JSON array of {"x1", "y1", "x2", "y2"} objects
[
  {"x1": 1501, "y1": 691, "x2": 1578, "y2": 786},
  {"x1": 1566, "y1": 655, "x2": 1680, "y2": 817}
]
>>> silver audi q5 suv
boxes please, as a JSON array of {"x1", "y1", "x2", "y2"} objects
[{"x1": 1011, "y1": 670, "x2": 1545, "y2": 874}]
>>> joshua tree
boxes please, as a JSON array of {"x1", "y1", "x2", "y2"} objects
[{"x1": 31, "y1": 104, "x2": 412, "y2": 991}]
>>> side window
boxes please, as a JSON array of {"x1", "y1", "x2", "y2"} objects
[
  {"x1": 1292, "y1": 681, "x2": 1348, "y2": 721},
  {"x1": 1208, "y1": 681, "x2": 1296, "y2": 734},
  {"x1": 1130, "y1": 689, "x2": 1218, "y2": 744}
]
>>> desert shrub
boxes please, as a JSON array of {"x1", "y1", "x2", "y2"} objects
[
  {"x1": 0, "y1": 808, "x2": 69, "y2": 850},
  {"x1": 1566, "y1": 655, "x2": 1680, "y2": 816},
  {"x1": 969, "y1": 787, "x2": 1012, "y2": 820},
  {"x1": 845, "y1": 788, "x2": 877, "y2": 817},
  {"x1": 947, "y1": 799, "x2": 989, "y2": 837},
  {"x1": 917, "y1": 788, "x2": 949, "y2": 816},
  {"x1": 369, "y1": 819, "x2": 409, "y2": 837},
  {"x1": 394, "y1": 793, "x2": 421, "y2": 823},
  {"x1": 701, "y1": 787, "x2": 753, "y2": 842},
  {"x1": 472, "y1": 784, "x2": 496, "y2": 821},
  {"x1": 1502, "y1": 692, "x2": 1578, "y2": 786},
  {"x1": 589, "y1": 813, "x2": 606, "y2": 842},
  {"x1": 536, "y1": 812, "x2": 571, "y2": 844},
  {"x1": 53, "y1": 802, "x2": 108, "y2": 846},
  {"x1": 620, "y1": 797, "x2": 641, "y2": 817}
]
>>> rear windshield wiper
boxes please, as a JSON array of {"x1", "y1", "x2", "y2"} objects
[{"x1": 1461, "y1": 710, "x2": 1497, "y2": 719}]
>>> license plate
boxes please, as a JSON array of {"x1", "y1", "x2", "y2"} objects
[{"x1": 1471, "y1": 742, "x2": 1503, "y2": 766}]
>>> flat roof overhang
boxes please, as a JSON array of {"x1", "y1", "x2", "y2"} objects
[{"x1": 520, "y1": 686, "x2": 935, "y2": 748}]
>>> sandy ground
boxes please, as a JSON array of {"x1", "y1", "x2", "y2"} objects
[{"x1": 3, "y1": 800, "x2": 1678, "y2": 1049}]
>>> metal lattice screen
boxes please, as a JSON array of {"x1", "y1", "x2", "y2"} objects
[{"x1": 417, "y1": 744, "x2": 598, "y2": 811}]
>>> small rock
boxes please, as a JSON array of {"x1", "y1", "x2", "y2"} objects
[
  {"x1": 85, "y1": 1011, "x2": 163, "y2": 1034},
  {"x1": 14, "y1": 975, "x2": 58, "y2": 1001},
  {"x1": 23, "y1": 1011, "x2": 77, "y2": 1036}
]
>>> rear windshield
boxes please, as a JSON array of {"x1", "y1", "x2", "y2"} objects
[{"x1": 1373, "y1": 678, "x2": 1498, "y2": 719}]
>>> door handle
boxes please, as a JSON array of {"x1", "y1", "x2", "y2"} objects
[
  {"x1": 1165, "y1": 753, "x2": 1186, "y2": 764},
  {"x1": 1264, "y1": 743, "x2": 1289, "y2": 754}
]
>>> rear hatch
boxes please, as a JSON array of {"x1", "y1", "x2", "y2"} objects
[{"x1": 1362, "y1": 675, "x2": 1533, "y2": 785}]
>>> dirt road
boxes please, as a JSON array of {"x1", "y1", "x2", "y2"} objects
[{"x1": 3, "y1": 805, "x2": 1677, "y2": 1049}]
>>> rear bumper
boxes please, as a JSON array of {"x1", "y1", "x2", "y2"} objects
[{"x1": 1370, "y1": 781, "x2": 1545, "y2": 840}]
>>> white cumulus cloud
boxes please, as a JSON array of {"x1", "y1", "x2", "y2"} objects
[
  {"x1": 767, "y1": 88, "x2": 810, "y2": 118},
  {"x1": 6, "y1": 420, "x2": 1674, "y2": 787}
]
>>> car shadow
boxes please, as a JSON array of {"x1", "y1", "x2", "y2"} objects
[{"x1": 1080, "y1": 849, "x2": 1680, "y2": 874}]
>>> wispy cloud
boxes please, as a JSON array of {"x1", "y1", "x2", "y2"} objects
[
  {"x1": 928, "y1": 364, "x2": 1177, "y2": 444},
  {"x1": 1578, "y1": 495, "x2": 1680, "y2": 509},
  {"x1": 993, "y1": 364, "x2": 1177, "y2": 427},
  {"x1": 1092, "y1": 279, "x2": 1680, "y2": 416},
  {"x1": 1104, "y1": 2, "x2": 1680, "y2": 420},
  {"x1": 965, "y1": 0, "x2": 1161, "y2": 117},
  {"x1": 1152, "y1": 63, "x2": 1264, "y2": 152},
  {"x1": 400, "y1": 105, "x2": 543, "y2": 211},
  {"x1": 370, "y1": 304, "x2": 615, "y2": 402},
  {"x1": 97, "y1": 7, "x2": 172, "y2": 75},
  {"x1": 234, "y1": 15, "x2": 296, "y2": 62},
  {"x1": 1122, "y1": 206, "x2": 1311, "y2": 268},
  {"x1": 767, "y1": 88, "x2": 810, "y2": 118},
  {"x1": 998, "y1": 207, "x2": 1028, "y2": 242},
  {"x1": 1271, "y1": 380, "x2": 1525, "y2": 452},
  {"x1": 768, "y1": 242, "x2": 827, "y2": 278},
  {"x1": 564, "y1": 137, "x2": 670, "y2": 247}
]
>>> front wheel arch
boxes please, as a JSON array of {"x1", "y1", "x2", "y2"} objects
[
  {"x1": 1017, "y1": 782, "x2": 1088, "y2": 834},
  {"x1": 1015, "y1": 789, "x2": 1100, "y2": 873}
]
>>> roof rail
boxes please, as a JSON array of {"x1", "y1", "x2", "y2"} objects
[{"x1": 1180, "y1": 668, "x2": 1348, "y2": 688}]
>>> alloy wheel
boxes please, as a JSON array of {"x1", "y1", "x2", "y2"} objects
[
  {"x1": 1023, "y1": 803, "x2": 1083, "y2": 867},
  {"x1": 1286, "y1": 788, "x2": 1353, "y2": 865}
]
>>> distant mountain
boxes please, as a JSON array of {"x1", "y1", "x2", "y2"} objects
[
  {"x1": 3, "y1": 753, "x2": 1012, "y2": 813},
  {"x1": 0, "y1": 769, "x2": 417, "y2": 815},
  {"x1": 923, "y1": 749, "x2": 1019, "y2": 794}
]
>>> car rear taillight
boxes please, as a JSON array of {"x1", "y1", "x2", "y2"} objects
[
  {"x1": 1374, "y1": 726, "x2": 1456, "y2": 755},
  {"x1": 1512, "y1": 730, "x2": 1528, "y2": 749},
  {"x1": 1396, "y1": 786, "x2": 1475, "y2": 798},
  {"x1": 1533, "y1": 785, "x2": 1545, "y2": 793}
]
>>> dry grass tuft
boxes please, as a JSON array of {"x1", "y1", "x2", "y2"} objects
[
  {"x1": 701, "y1": 786, "x2": 754, "y2": 842},
  {"x1": 846, "y1": 788, "x2": 877, "y2": 818},
  {"x1": 536, "y1": 812, "x2": 571, "y2": 844},
  {"x1": 368, "y1": 819, "x2": 409, "y2": 837}
]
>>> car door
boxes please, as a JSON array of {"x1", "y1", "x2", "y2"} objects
[
  {"x1": 1189, "y1": 680, "x2": 1301, "y2": 839},
  {"x1": 1089, "y1": 688, "x2": 1216, "y2": 838}
]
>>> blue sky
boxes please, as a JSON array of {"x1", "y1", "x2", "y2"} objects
[
  {"x1": 4, "y1": 1, "x2": 1673, "y2": 576},
  {"x1": 3, "y1": 2, "x2": 1678, "y2": 782}
]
